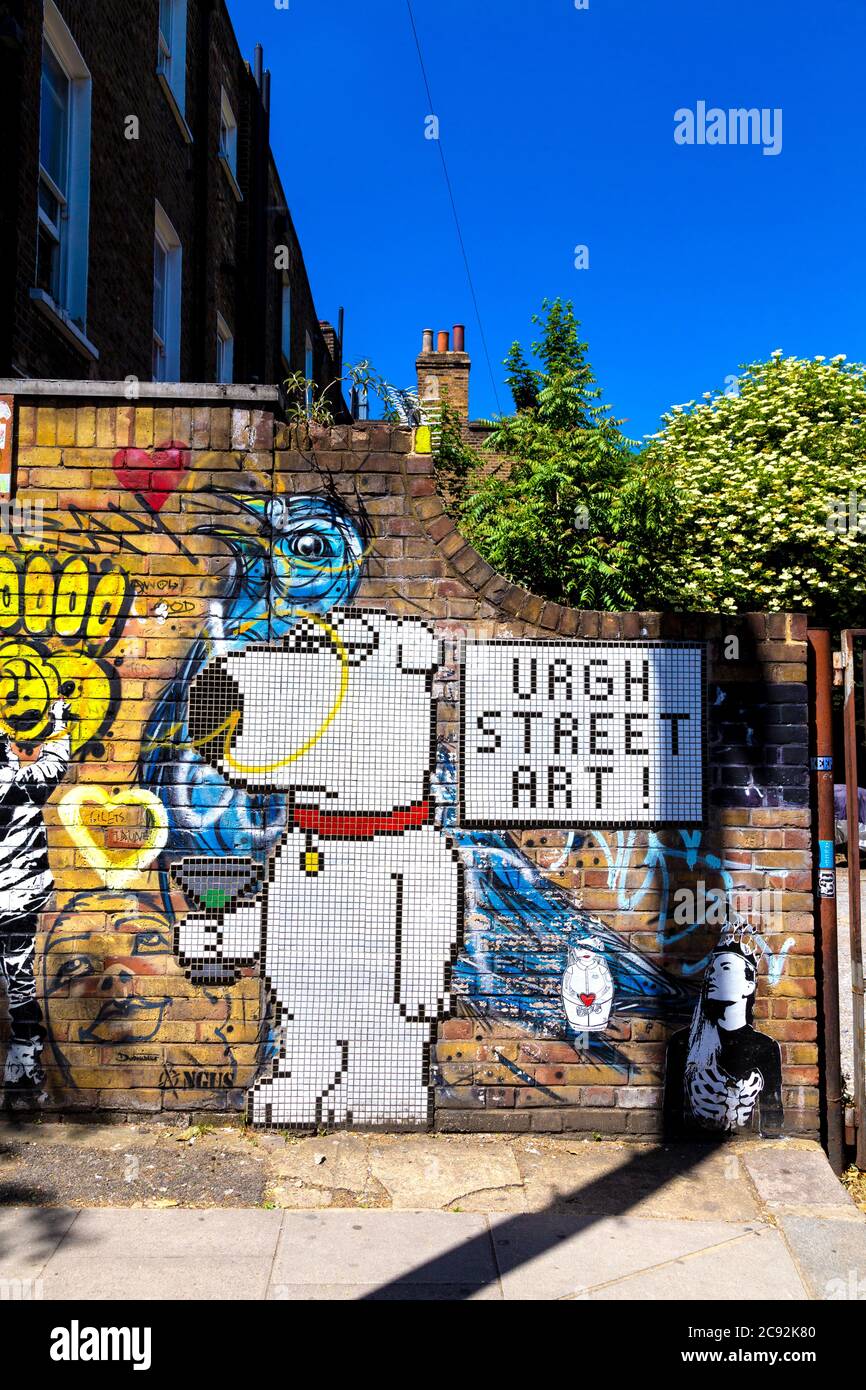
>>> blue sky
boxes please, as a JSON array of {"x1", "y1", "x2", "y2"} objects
[{"x1": 228, "y1": 0, "x2": 865, "y2": 440}]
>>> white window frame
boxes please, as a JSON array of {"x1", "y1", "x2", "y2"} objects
[
  {"x1": 219, "y1": 87, "x2": 238, "y2": 176},
  {"x1": 153, "y1": 202, "x2": 182, "y2": 381},
  {"x1": 156, "y1": 0, "x2": 189, "y2": 125},
  {"x1": 36, "y1": 0, "x2": 92, "y2": 331},
  {"x1": 305, "y1": 331, "x2": 314, "y2": 417},
  {"x1": 216, "y1": 312, "x2": 234, "y2": 384},
  {"x1": 280, "y1": 280, "x2": 291, "y2": 366}
]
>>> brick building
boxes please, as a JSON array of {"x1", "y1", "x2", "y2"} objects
[{"x1": 0, "y1": 0, "x2": 345, "y2": 410}]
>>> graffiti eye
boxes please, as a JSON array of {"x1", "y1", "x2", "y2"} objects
[
  {"x1": 132, "y1": 930, "x2": 170, "y2": 956},
  {"x1": 290, "y1": 531, "x2": 330, "y2": 561},
  {"x1": 50, "y1": 956, "x2": 95, "y2": 989}
]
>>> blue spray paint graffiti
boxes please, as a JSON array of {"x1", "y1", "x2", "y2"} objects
[
  {"x1": 436, "y1": 751, "x2": 697, "y2": 1053},
  {"x1": 551, "y1": 827, "x2": 794, "y2": 983}
]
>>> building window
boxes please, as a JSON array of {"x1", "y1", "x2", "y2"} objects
[
  {"x1": 216, "y1": 313, "x2": 234, "y2": 384},
  {"x1": 36, "y1": 0, "x2": 92, "y2": 327},
  {"x1": 305, "y1": 332, "x2": 314, "y2": 417},
  {"x1": 156, "y1": 0, "x2": 188, "y2": 118},
  {"x1": 280, "y1": 281, "x2": 291, "y2": 366},
  {"x1": 219, "y1": 88, "x2": 238, "y2": 176},
  {"x1": 153, "y1": 203, "x2": 182, "y2": 381}
]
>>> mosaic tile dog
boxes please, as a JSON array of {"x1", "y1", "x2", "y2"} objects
[{"x1": 174, "y1": 610, "x2": 461, "y2": 1128}]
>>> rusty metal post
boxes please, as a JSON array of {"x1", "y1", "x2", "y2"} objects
[
  {"x1": 842, "y1": 629, "x2": 866, "y2": 1168},
  {"x1": 808, "y1": 629, "x2": 844, "y2": 1172}
]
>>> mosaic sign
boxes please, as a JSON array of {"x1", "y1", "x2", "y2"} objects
[{"x1": 459, "y1": 640, "x2": 706, "y2": 828}]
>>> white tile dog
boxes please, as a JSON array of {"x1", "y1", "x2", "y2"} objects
[{"x1": 174, "y1": 610, "x2": 461, "y2": 1128}]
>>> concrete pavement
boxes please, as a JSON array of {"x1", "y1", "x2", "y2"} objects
[{"x1": 2, "y1": 1125, "x2": 865, "y2": 1299}]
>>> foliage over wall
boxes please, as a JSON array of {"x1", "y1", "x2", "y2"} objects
[
  {"x1": 444, "y1": 302, "x2": 866, "y2": 626},
  {"x1": 644, "y1": 353, "x2": 866, "y2": 626}
]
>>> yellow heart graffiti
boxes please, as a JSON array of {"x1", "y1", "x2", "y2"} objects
[{"x1": 58, "y1": 786, "x2": 169, "y2": 888}]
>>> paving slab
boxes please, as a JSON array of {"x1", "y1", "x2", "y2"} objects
[
  {"x1": 778, "y1": 1215, "x2": 866, "y2": 1300},
  {"x1": 0, "y1": 1207, "x2": 78, "y2": 1277},
  {"x1": 741, "y1": 1143, "x2": 857, "y2": 1211},
  {"x1": 367, "y1": 1139, "x2": 524, "y2": 1211},
  {"x1": 272, "y1": 1211, "x2": 498, "y2": 1290},
  {"x1": 582, "y1": 1227, "x2": 806, "y2": 1301},
  {"x1": 489, "y1": 1212, "x2": 773, "y2": 1301},
  {"x1": 512, "y1": 1142, "x2": 760, "y2": 1221},
  {"x1": 41, "y1": 1257, "x2": 273, "y2": 1301},
  {"x1": 46, "y1": 1206, "x2": 283, "y2": 1260},
  {"x1": 266, "y1": 1282, "x2": 502, "y2": 1300}
]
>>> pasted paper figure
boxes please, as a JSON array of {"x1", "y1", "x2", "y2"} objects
[
  {"x1": 0, "y1": 698, "x2": 71, "y2": 1107},
  {"x1": 664, "y1": 921, "x2": 783, "y2": 1137},
  {"x1": 173, "y1": 610, "x2": 461, "y2": 1128},
  {"x1": 561, "y1": 936, "x2": 614, "y2": 1031}
]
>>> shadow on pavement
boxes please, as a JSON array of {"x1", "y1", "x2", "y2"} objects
[{"x1": 362, "y1": 1137, "x2": 724, "y2": 1300}]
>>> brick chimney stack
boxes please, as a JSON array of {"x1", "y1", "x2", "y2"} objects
[{"x1": 416, "y1": 324, "x2": 470, "y2": 422}]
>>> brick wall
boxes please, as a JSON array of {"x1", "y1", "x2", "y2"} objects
[{"x1": 0, "y1": 388, "x2": 818, "y2": 1138}]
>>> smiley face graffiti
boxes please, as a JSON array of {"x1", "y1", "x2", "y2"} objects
[
  {"x1": 0, "y1": 554, "x2": 131, "y2": 757},
  {"x1": 0, "y1": 639, "x2": 118, "y2": 756}
]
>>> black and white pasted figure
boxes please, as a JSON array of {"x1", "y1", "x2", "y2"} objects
[
  {"x1": 561, "y1": 936, "x2": 614, "y2": 1032},
  {"x1": 0, "y1": 699, "x2": 71, "y2": 1106},
  {"x1": 173, "y1": 610, "x2": 461, "y2": 1128},
  {"x1": 664, "y1": 922, "x2": 783, "y2": 1136}
]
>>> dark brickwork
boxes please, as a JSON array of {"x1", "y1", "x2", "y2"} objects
[{"x1": 0, "y1": 0, "x2": 344, "y2": 410}]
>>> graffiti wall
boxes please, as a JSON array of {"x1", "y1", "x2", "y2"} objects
[{"x1": 0, "y1": 396, "x2": 818, "y2": 1136}]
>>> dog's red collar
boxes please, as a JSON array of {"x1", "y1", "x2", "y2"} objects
[{"x1": 292, "y1": 800, "x2": 432, "y2": 840}]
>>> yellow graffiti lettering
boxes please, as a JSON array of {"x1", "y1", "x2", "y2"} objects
[
  {"x1": 54, "y1": 556, "x2": 91, "y2": 639},
  {"x1": 23, "y1": 553, "x2": 54, "y2": 636},
  {"x1": 88, "y1": 568, "x2": 131, "y2": 647},
  {"x1": 0, "y1": 553, "x2": 132, "y2": 655},
  {"x1": 0, "y1": 555, "x2": 20, "y2": 631}
]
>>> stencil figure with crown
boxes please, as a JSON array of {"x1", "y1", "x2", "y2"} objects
[{"x1": 664, "y1": 921, "x2": 783, "y2": 1137}]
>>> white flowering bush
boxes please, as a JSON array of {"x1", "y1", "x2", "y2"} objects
[{"x1": 644, "y1": 353, "x2": 866, "y2": 624}]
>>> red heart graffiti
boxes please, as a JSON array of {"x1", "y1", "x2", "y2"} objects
[
  {"x1": 579, "y1": 993, "x2": 596, "y2": 1007},
  {"x1": 112, "y1": 443, "x2": 190, "y2": 512}
]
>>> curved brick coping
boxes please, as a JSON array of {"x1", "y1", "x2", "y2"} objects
[{"x1": 398, "y1": 444, "x2": 805, "y2": 645}]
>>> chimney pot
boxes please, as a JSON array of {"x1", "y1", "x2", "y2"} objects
[
  {"x1": 437, "y1": 330, "x2": 450, "y2": 354},
  {"x1": 453, "y1": 324, "x2": 465, "y2": 352},
  {"x1": 422, "y1": 328, "x2": 434, "y2": 353}
]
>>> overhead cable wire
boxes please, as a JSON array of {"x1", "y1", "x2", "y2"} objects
[{"x1": 406, "y1": 0, "x2": 503, "y2": 414}]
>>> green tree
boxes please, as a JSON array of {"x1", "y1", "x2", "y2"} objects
[
  {"x1": 457, "y1": 299, "x2": 667, "y2": 609},
  {"x1": 644, "y1": 352, "x2": 866, "y2": 625}
]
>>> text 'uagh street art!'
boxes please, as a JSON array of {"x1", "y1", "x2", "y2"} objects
[{"x1": 459, "y1": 641, "x2": 705, "y2": 827}]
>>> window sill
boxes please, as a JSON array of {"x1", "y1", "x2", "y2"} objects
[
  {"x1": 218, "y1": 153, "x2": 243, "y2": 202},
  {"x1": 157, "y1": 72, "x2": 193, "y2": 144},
  {"x1": 29, "y1": 288, "x2": 100, "y2": 361}
]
